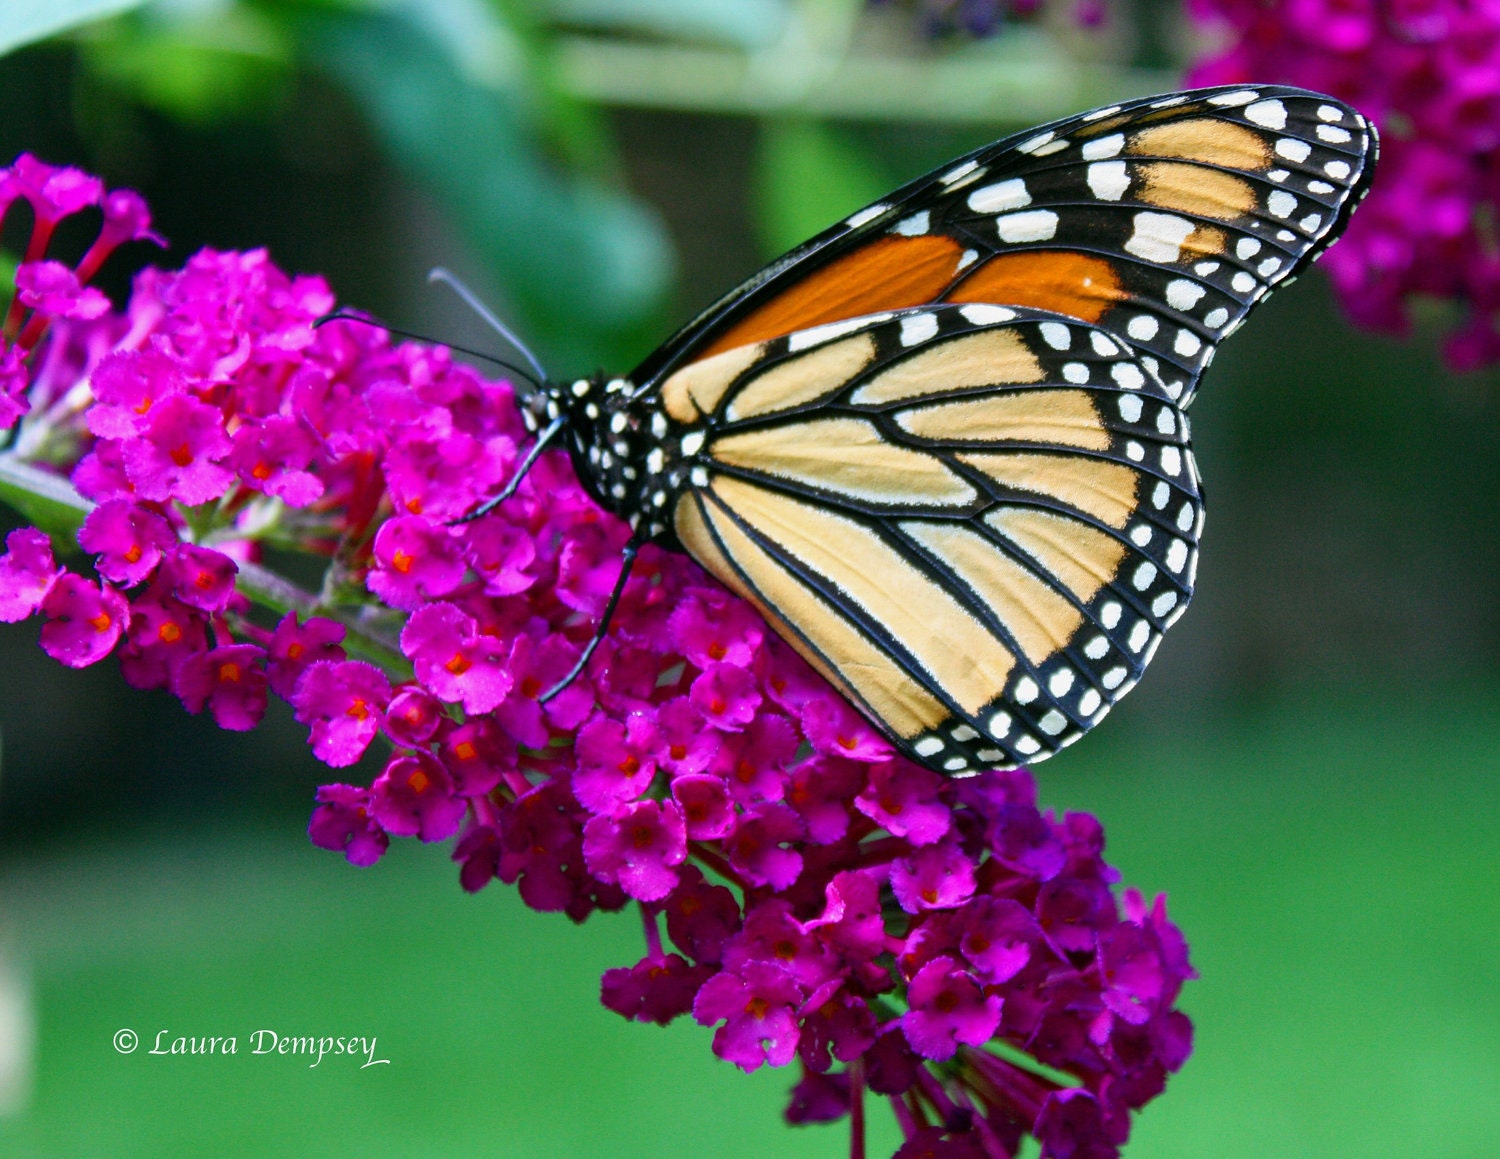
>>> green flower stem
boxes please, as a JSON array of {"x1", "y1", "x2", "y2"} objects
[
  {"x1": 0, "y1": 451, "x2": 410, "y2": 678},
  {"x1": 551, "y1": 33, "x2": 1178, "y2": 125}
]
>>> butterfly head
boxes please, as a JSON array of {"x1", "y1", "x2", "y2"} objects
[{"x1": 538, "y1": 373, "x2": 695, "y2": 543}]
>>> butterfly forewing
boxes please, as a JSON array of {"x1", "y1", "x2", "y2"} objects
[
  {"x1": 667, "y1": 305, "x2": 1201, "y2": 773},
  {"x1": 633, "y1": 86, "x2": 1377, "y2": 409}
]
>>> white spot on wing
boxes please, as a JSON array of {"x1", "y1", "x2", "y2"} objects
[
  {"x1": 1090, "y1": 331, "x2": 1119, "y2": 356},
  {"x1": 1318, "y1": 104, "x2": 1344, "y2": 121},
  {"x1": 1275, "y1": 138, "x2": 1312, "y2": 163},
  {"x1": 1125, "y1": 212, "x2": 1195, "y2": 264},
  {"x1": 1165, "y1": 279, "x2": 1206, "y2": 310},
  {"x1": 1112, "y1": 363, "x2": 1144, "y2": 390},
  {"x1": 894, "y1": 211, "x2": 930, "y2": 237},
  {"x1": 1208, "y1": 90, "x2": 1260, "y2": 106},
  {"x1": 900, "y1": 313, "x2": 939, "y2": 347},
  {"x1": 1236, "y1": 237, "x2": 1262, "y2": 259},
  {"x1": 996, "y1": 210, "x2": 1059, "y2": 243},
  {"x1": 914, "y1": 736, "x2": 944, "y2": 757},
  {"x1": 959, "y1": 304, "x2": 1016, "y2": 326},
  {"x1": 1127, "y1": 315, "x2": 1159, "y2": 340},
  {"x1": 1317, "y1": 124, "x2": 1353, "y2": 144},
  {"x1": 1267, "y1": 190, "x2": 1298, "y2": 218},
  {"x1": 1062, "y1": 362, "x2": 1090, "y2": 384},
  {"x1": 941, "y1": 159, "x2": 981, "y2": 185},
  {"x1": 1039, "y1": 322, "x2": 1071, "y2": 350},
  {"x1": 1081, "y1": 133, "x2": 1125, "y2": 160},
  {"x1": 1174, "y1": 329, "x2": 1202, "y2": 357},
  {"x1": 968, "y1": 179, "x2": 1031, "y2": 213},
  {"x1": 787, "y1": 315, "x2": 889, "y2": 351},
  {"x1": 845, "y1": 204, "x2": 888, "y2": 229},
  {"x1": 1014, "y1": 676, "x2": 1040, "y2": 704},
  {"x1": 1016, "y1": 132, "x2": 1055, "y2": 154},
  {"x1": 1082, "y1": 105, "x2": 1122, "y2": 121},
  {"x1": 1087, "y1": 161, "x2": 1131, "y2": 201},
  {"x1": 1325, "y1": 160, "x2": 1352, "y2": 179},
  {"x1": 1244, "y1": 99, "x2": 1288, "y2": 129}
]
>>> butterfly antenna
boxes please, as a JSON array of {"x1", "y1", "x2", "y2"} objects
[
  {"x1": 314, "y1": 310, "x2": 544, "y2": 392},
  {"x1": 427, "y1": 268, "x2": 548, "y2": 385}
]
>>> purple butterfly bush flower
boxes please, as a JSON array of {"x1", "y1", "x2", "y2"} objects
[
  {"x1": 1185, "y1": 0, "x2": 1500, "y2": 367},
  {"x1": 0, "y1": 154, "x2": 1199, "y2": 1159}
]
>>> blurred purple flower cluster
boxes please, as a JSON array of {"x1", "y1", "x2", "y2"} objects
[
  {"x1": 0, "y1": 155, "x2": 1195, "y2": 1158},
  {"x1": 1188, "y1": 0, "x2": 1500, "y2": 368},
  {"x1": 869, "y1": 0, "x2": 1047, "y2": 38}
]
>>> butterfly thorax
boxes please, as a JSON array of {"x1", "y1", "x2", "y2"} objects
[{"x1": 538, "y1": 374, "x2": 701, "y2": 546}]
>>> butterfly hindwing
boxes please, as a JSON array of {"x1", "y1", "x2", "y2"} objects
[
  {"x1": 667, "y1": 305, "x2": 1202, "y2": 772},
  {"x1": 633, "y1": 85, "x2": 1377, "y2": 408}
]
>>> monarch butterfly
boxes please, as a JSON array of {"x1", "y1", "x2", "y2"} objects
[{"x1": 476, "y1": 85, "x2": 1377, "y2": 776}]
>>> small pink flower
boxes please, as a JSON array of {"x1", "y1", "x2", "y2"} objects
[
  {"x1": 582, "y1": 798, "x2": 688, "y2": 902},
  {"x1": 370, "y1": 751, "x2": 466, "y2": 842},
  {"x1": 0, "y1": 527, "x2": 59, "y2": 621},
  {"x1": 38, "y1": 574, "x2": 127, "y2": 667},
  {"x1": 292, "y1": 660, "x2": 392, "y2": 767}
]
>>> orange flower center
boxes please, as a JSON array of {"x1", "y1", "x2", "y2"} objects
[
  {"x1": 158, "y1": 622, "x2": 182, "y2": 644},
  {"x1": 218, "y1": 662, "x2": 242, "y2": 683},
  {"x1": 169, "y1": 442, "x2": 193, "y2": 467},
  {"x1": 391, "y1": 549, "x2": 415, "y2": 575},
  {"x1": 124, "y1": 544, "x2": 143, "y2": 564},
  {"x1": 445, "y1": 652, "x2": 471, "y2": 676},
  {"x1": 407, "y1": 769, "x2": 430, "y2": 794}
]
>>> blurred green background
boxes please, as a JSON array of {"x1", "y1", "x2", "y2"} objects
[{"x1": 0, "y1": 1, "x2": 1496, "y2": 1155}]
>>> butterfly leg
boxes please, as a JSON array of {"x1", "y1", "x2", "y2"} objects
[
  {"x1": 453, "y1": 415, "x2": 567, "y2": 524},
  {"x1": 539, "y1": 534, "x2": 643, "y2": 702}
]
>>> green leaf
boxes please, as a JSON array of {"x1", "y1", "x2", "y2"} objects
[
  {"x1": 0, "y1": 455, "x2": 90, "y2": 547},
  {"x1": 0, "y1": 0, "x2": 148, "y2": 58},
  {"x1": 304, "y1": 5, "x2": 674, "y2": 370},
  {"x1": 76, "y1": 5, "x2": 292, "y2": 126},
  {"x1": 753, "y1": 118, "x2": 890, "y2": 258}
]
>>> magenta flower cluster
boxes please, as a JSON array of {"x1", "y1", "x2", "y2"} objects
[
  {"x1": 1186, "y1": 0, "x2": 1500, "y2": 368},
  {"x1": 0, "y1": 156, "x2": 1195, "y2": 1159}
]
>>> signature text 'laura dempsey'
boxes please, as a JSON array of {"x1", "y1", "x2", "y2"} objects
[{"x1": 135, "y1": 1029, "x2": 389, "y2": 1068}]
